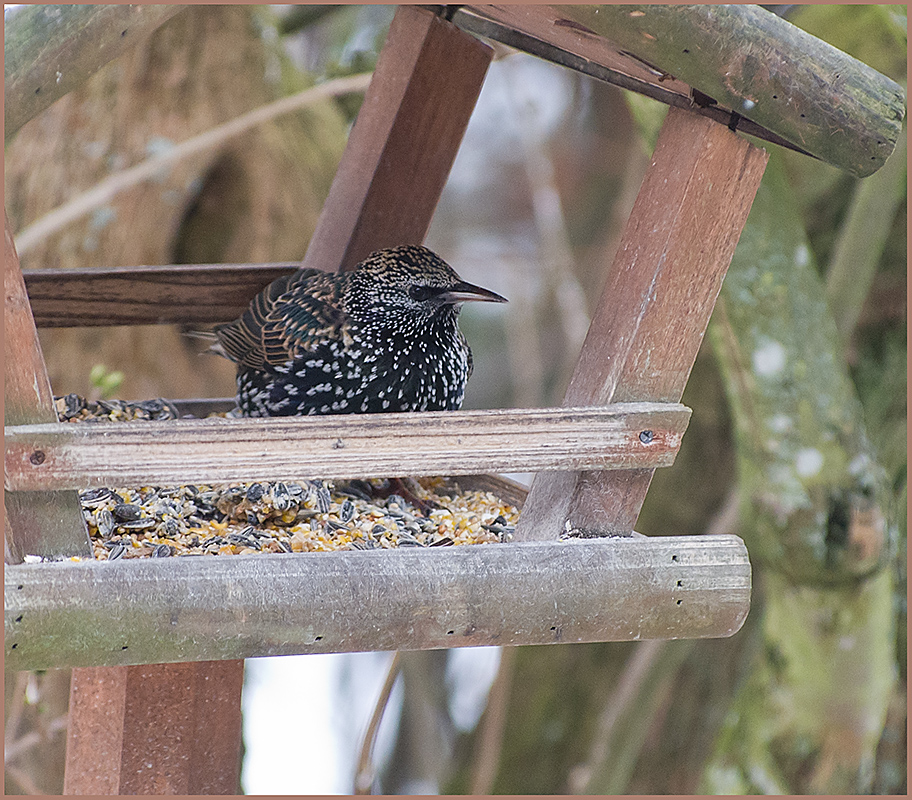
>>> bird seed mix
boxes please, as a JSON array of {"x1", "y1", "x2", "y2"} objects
[{"x1": 50, "y1": 395, "x2": 518, "y2": 562}]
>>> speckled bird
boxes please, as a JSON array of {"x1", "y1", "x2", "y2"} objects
[{"x1": 211, "y1": 245, "x2": 507, "y2": 417}]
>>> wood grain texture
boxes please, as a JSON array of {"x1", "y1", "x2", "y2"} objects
[
  {"x1": 302, "y1": 5, "x2": 493, "y2": 274},
  {"x1": 556, "y1": 4, "x2": 904, "y2": 177},
  {"x1": 7, "y1": 534, "x2": 750, "y2": 671},
  {"x1": 4, "y1": 213, "x2": 57, "y2": 425},
  {"x1": 22, "y1": 263, "x2": 297, "y2": 328},
  {"x1": 460, "y1": 5, "x2": 692, "y2": 98},
  {"x1": 4, "y1": 211, "x2": 92, "y2": 562},
  {"x1": 515, "y1": 108, "x2": 768, "y2": 540},
  {"x1": 452, "y1": 6, "x2": 810, "y2": 158},
  {"x1": 64, "y1": 661, "x2": 243, "y2": 795},
  {"x1": 5, "y1": 403, "x2": 690, "y2": 491}
]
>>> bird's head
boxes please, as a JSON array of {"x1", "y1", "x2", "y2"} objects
[{"x1": 345, "y1": 245, "x2": 507, "y2": 325}]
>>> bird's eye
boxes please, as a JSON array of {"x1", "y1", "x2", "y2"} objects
[{"x1": 408, "y1": 285, "x2": 440, "y2": 302}]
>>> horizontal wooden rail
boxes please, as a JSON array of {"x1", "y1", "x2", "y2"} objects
[
  {"x1": 5, "y1": 403, "x2": 690, "y2": 491},
  {"x1": 5, "y1": 534, "x2": 750, "y2": 670},
  {"x1": 22, "y1": 263, "x2": 298, "y2": 327}
]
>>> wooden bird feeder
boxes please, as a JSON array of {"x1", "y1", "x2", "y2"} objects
[{"x1": 4, "y1": 5, "x2": 903, "y2": 794}]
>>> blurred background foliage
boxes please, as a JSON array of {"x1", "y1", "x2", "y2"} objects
[{"x1": 4, "y1": 4, "x2": 905, "y2": 795}]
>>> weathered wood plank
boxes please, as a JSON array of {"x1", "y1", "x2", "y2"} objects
[
  {"x1": 302, "y1": 5, "x2": 493, "y2": 274},
  {"x1": 554, "y1": 4, "x2": 904, "y2": 177},
  {"x1": 22, "y1": 263, "x2": 297, "y2": 328},
  {"x1": 515, "y1": 108, "x2": 768, "y2": 540},
  {"x1": 5, "y1": 215, "x2": 57, "y2": 426},
  {"x1": 6, "y1": 534, "x2": 751, "y2": 671},
  {"x1": 5, "y1": 403, "x2": 690, "y2": 491},
  {"x1": 8, "y1": 404, "x2": 688, "y2": 490},
  {"x1": 64, "y1": 661, "x2": 243, "y2": 795},
  {"x1": 4, "y1": 211, "x2": 92, "y2": 563}
]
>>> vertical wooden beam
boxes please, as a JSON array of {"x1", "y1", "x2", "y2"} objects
[
  {"x1": 64, "y1": 662, "x2": 244, "y2": 795},
  {"x1": 5, "y1": 204, "x2": 246, "y2": 794},
  {"x1": 515, "y1": 108, "x2": 769, "y2": 540},
  {"x1": 4, "y1": 210, "x2": 91, "y2": 563},
  {"x1": 302, "y1": 5, "x2": 493, "y2": 273}
]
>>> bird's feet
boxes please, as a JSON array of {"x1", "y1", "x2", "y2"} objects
[{"x1": 341, "y1": 477, "x2": 441, "y2": 517}]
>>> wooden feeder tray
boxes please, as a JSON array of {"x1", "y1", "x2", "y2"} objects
[{"x1": 4, "y1": 4, "x2": 903, "y2": 794}]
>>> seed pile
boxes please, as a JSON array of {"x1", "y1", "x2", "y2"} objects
[
  {"x1": 79, "y1": 479, "x2": 517, "y2": 561},
  {"x1": 54, "y1": 395, "x2": 518, "y2": 561},
  {"x1": 55, "y1": 393, "x2": 180, "y2": 423}
]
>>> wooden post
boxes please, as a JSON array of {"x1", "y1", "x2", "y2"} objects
[
  {"x1": 3, "y1": 208, "x2": 243, "y2": 793},
  {"x1": 4, "y1": 209, "x2": 240, "y2": 795},
  {"x1": 64, "y1": 662, "x2": 244, "y2": 795},
  {"x1": 515, "y1": 108, "x2": 769, "y2": 540},
  {"x1": 4, "y1": 210, "x2": 91, "y2": 563},
  {"x1": 302, "y1": 5, "x2": 493, "y2": 273}
]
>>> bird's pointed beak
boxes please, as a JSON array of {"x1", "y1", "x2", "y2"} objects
[{"x1": 440, "y1": 281, "x2": 508, "y2": 305}]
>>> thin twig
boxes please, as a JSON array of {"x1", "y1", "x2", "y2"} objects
[
  {"x1": 568, "y1": 639, "x2": 667, "y2": 793},
  {"x1": 354, "y1": 651, "x2": 402, "y2": 795},
  {"x1": 14, "y1": 72, "x2": 374, "y2": 256},
  {"x1": 502, "y1": 256, "x2": 546, "y2": 407},
  {"x1": 4, "y1": 672, "x2": 30, "y2": 751},
  {"x1": 5, "y1": 714, "x2": 68, "y2": 763},
  {"x1": 6, "y1": 762, "x2": 44, "y2": 795},
  {"x1": 469, "y1": 646, "x2": 515, "y2": 794},
  {"x1": 825, "y1": 129, "x2": 906, "y2": 346},
  {"x1": 706, "y1": 486, "x2": 740, "y2": 537}
]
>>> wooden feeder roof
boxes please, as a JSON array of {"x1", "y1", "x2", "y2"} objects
[{"x1": 450, "y1": 4, "x2": 906, "y2": 177}]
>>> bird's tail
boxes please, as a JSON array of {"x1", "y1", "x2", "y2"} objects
[{"x1": 184, "y1": 329, "x2": 231, "y2": 360}]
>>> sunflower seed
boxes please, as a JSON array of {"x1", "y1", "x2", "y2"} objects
[
  {"x1": 120, "y1": 518, "x2": 156, "y2": 531},
  {"x1": 80, "y1": 487, "x2": 117, "y2": 507},
  {"x1": 112, "y1": 503, "x2": 142, "y2": 522}
]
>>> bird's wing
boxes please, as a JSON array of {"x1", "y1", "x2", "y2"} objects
[{"x1": 213, "y1": 269, "x2": 346, "y2": 370}]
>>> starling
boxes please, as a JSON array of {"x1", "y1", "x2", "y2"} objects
[{"x1": 211, "y1": 245, "x2": 507, "y2": 417}]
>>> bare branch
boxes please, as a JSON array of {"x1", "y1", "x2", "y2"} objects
[
  {"x1": 354, "y1": 652, "x2": 402, "y2": 794},
  {"x1": 14, "y1": 73, "x2": 373, "y2": 256}
]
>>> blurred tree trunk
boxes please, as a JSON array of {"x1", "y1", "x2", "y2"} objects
[
  {"x1": 700, "y1": 153, "x2": 898, "y2": 795},
  {"x1": 5, "y1": 5, "x2": 348, "y2": 402},
  {"x1": 3, "y1": 7, "x2": 349, "y2": 793},
  {"x1": 4, "y1": 4, "x2": 183, "y2": 140}
]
